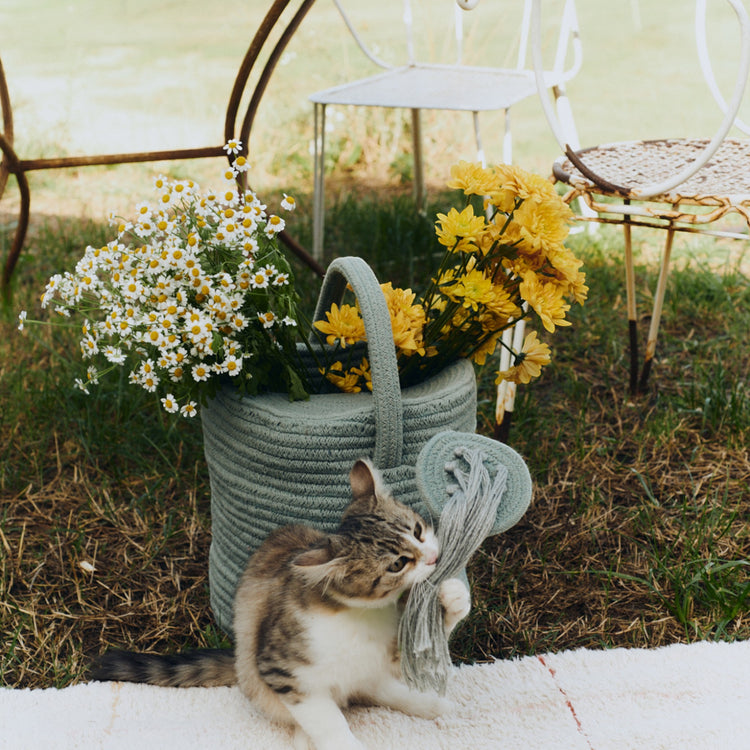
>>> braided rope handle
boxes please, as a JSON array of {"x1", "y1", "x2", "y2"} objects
[{"x1": 312, "y1": 256, "x2": 404, "y2": 469}]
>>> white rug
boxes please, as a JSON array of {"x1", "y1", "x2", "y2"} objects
[{"x1": 2, "y1": 640, "x2": 748, "y2": 750}]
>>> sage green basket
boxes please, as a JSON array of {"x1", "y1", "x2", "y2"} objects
[{"x1": 201, "y1": 256, "x2": 477, "y2": 635}]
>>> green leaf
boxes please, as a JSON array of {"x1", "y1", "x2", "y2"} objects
[{"x1": 285, "y1": 365, "x2": 310, "y2": 402}]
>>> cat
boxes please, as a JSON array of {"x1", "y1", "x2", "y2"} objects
[{"x1": 90, "y1": 458, "x2": 471, "y2": 750}]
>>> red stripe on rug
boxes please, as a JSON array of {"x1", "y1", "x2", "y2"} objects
[{"x1": 537, "y1": 655, "x2": 595, "y2": 750}]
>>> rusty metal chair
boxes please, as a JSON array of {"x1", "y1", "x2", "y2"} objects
[
  {"x1": 532, "y1": 0, "x2": 750, "y2": 395},
  {"x1": 0, "y1": 0, "x2": 325, "y2": 298}
]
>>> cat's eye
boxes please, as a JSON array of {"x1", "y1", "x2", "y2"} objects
[
  {"x1": 414, "y1": 522, "x2": 424, "y2": 541},
  {"x1": 389, "y1": 556, "x2": 411, "y2": 573}
]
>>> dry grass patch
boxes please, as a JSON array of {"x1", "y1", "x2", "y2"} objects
[{"x1": 2, "y1": 203, "x2": 749, "y2": 688}]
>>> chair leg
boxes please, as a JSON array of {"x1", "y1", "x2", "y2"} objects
[
  {"x1": 472, "y1": 111, "x2": 486, "y2": 167},
  {"x1": 502, "y1": 108, "x2": 512, "y2": 164},
  {"x1": 410, "y1": 108, "x2": 425, "y2": 213},
  {"x1": 312, "y1": 102, "x2": 326, "y2": 261},
  {"x1": 638, "y1": 226, "x2": 675, "y2": 393},
  {"x1": 494, "y1": 318, "x2": 526, "y2": 442},
  {"x1": 622, "y1": 211, "x2": 639, "y2": 396}
]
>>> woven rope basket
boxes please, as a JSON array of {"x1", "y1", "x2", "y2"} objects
[{"x1": 201, "y1": 257, "x2": 477, "y2": 635}]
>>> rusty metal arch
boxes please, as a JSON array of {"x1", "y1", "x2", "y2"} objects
[{"x1": 0, "y1": 0, "x2": 323, "y2": 296}]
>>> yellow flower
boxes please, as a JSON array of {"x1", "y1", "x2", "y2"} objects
[
  {"x1": 313, "y1": 303, "x2": 365, "y2": 348},
  {"x1": 435, "y1": 205, "x2": 486, "y2": 252},
  {"x1": 506, "y1": 198, "x2": 572, "y2": 257},
  {"x1": 492, "y1": 164, "x2": 561, "y2": 208},
  {"x1": 321, "y1": 361, "x2": 362, "y2": 393},
  {"x1": 351, "y1": 357, "x2": 372, "y2": 391},
  {"x1": 519, "y1": 272, "x2": 571, "y2": 333},
  {"x1": 471, "y1": 331, "x2": 503, "y2": 366},
  {"x1": 316, "y1": 160, "x2": 586, "y2": 395},
  {"x1": 442, "y1": 268, "x2": 495, "y2": 312},
  {"x1": 380, "y1": 282, "x2": 426, "y2": 356},
  {"x1": 547, "y1": 245, "x2": 589, "y2": 304},
  {"x1": 489, "y1": 165, "x2": 573, "y2": 258},
  {"x1": 484, "y1": 283, "x2": 522, "y2": 321},
  {"x1": 446, "y1": 160, "x2": 501, "y2": 196},
  {"x1": 495, "y1": 330, "x2": 551, "y2": 384}
]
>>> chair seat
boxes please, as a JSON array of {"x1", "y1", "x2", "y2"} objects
[
  {"x1": 310, "y1": 63, "x2": 560, "y2": 112},
  {"x1": 553, "y1": 138, "x2": 750, "y2": 206}
]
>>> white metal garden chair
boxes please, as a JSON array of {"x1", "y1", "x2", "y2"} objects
[
  {"x1": 308, "y1": 0, "x2": 584, "y2": 261},
  {"x1": 531, "y1": 0, "x2": 750, "y2": 395}
]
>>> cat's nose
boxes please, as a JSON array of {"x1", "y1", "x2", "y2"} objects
[{"x1": 424, "y1": 550, "x2": 438, "y2": 566}]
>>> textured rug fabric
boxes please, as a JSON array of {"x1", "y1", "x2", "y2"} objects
[{"x1": 2, "y1": 640, "x2": 748, "y2": 749}]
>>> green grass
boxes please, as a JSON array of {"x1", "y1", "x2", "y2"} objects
[
  {"x1": 2, "y1": 186, "x2": 750, "y2": 687},
  {"x1": 2, "y1": 0, "x2": 750, "y2": 689}
]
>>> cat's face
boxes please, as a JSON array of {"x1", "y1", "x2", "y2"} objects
[{"x1": 293, "y1": 459, "x2": 439, "y2": 607}]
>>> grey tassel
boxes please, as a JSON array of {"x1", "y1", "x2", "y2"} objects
[{"x1": 398, "y1": 445, "x2": 509, "y2": 694}]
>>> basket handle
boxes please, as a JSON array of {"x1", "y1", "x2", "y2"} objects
[{"x1": 313, "y1": 256, "x2": 403, "y2": 469}]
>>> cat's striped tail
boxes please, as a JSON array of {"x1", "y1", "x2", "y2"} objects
[{"x1": 89, "y1": 648, "x2": 237, "y2": 687}]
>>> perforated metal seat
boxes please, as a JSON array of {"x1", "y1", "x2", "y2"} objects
[{"x1": 532, "y1": 0, "x2": 750, "y2": 394}]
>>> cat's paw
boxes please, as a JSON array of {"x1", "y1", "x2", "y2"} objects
[
  {"x1": 411, "y1": 693, "x2": 453, "y2": 720},
  {"x1": 439, "y1": 578, "x2": 471, "y2": 633}
]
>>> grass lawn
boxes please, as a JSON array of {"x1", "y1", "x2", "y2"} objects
[{"x1": 1, "y1": 0, "x2": 750, "y2": 687}]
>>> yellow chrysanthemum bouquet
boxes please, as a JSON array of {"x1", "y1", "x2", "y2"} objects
[{"x1": 314, "y1": 161, "x2": 588, "y2": 393}]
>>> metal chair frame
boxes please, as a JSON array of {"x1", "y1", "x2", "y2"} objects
[
  {"x1": 309, "y1": 0, "x2": 584, "y2": 261},
  {"x1": 0, "y1": 0, "x2": 325, "y2": 298},
  {"x1": 531, "y1": 0, "x2": 750, "y2": 394}
]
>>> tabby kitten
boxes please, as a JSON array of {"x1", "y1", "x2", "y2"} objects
[{"x1": 91, "y1": 458, "x2": 471, "y2": 750}]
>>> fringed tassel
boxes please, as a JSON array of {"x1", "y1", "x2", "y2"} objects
[{"x1": 398, "y1": 446, "x2": 509, "y2": 694}]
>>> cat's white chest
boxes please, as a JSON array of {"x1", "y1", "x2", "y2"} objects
[{"x1": 300, "y1": 604, "x2": 400, "y2": 701}]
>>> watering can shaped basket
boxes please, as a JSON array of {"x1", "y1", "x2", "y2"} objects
[{"x1": 201, "y1": 256, "x2": 477, "y2": 635}]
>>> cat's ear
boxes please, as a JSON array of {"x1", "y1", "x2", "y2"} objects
[{"x1": 349, "y1": 458, "x2": 385, "y2": 509}]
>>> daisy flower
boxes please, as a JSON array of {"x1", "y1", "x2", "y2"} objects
[
  {"x1": 222, "y1": 354, "x2": 243, "y2": 376},
  {"x1": 223, "y1": 139, "x2": 243, "y2": 155},
  {"x1": 264, "y1": 215, "x2": 285, "y2": 236},
  {"x1": 180, "y1": 401, "x2": 198, "y2": 418},
  {"x1": 250, "y1": 270, "x2": 269, "y2": 289},
  {"x1": 161, "y1": 393, "x2": 180, "y2": 414},
  {"x1": 258, "y1": 311, "x2": 276, "y2": 329},
  {"x1": 191, "y1": 363, "x2": 211, "y2": 382},
  {"x1": 233, "y1": 155, "x2": 250, "y2": 173}
]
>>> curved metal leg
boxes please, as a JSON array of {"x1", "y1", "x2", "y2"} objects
[
  {"x1": 0, "y1": 132, "x2": 30, "y2": 299},
  {"x1": 0, "y1": 55, "x2": 12, "y2": 200}
]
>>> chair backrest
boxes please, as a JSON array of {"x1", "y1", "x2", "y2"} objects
[
  {"x1": 696, "y1": 0, "x2": 750, "y2": 135},
  {"x1": 531, "y1": 0, "x2": 750, "y2": 199},
  {"x1": 332, "y1": 0, "x2": 581, "y2": 79}
]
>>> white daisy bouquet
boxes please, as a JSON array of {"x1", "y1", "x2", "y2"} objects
[{"x1": 22, "y1": 142, "x2": 308, "y2": 417}]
